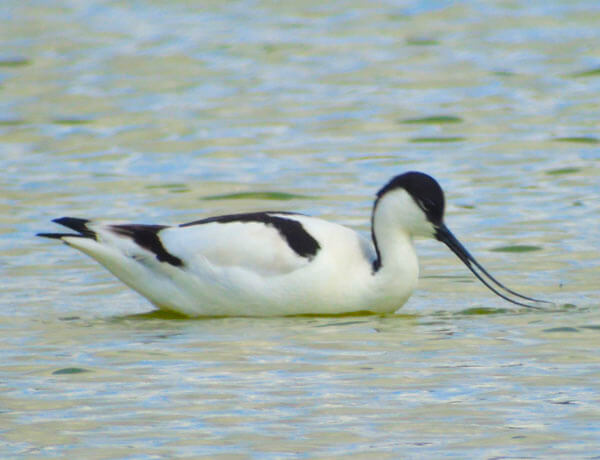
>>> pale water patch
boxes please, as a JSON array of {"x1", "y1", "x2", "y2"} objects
[
  {"x1": 1, "y1": 0, "x2": 600, "y2": 458},
  {"x1": 1, "y1": 310, "x2": 600, "y2": 458}
]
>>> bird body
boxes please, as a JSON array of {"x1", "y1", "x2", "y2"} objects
[
  {"x1": 39, "y1": 172, "x2": 548, "y2": 316},
  {"x1": 44, "y1": 212, "x2": 417, "y2": 316}
]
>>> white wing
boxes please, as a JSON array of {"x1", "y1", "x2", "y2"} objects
[{"x1": 159, "y1": 215, "x2": 314, "y2": 276}]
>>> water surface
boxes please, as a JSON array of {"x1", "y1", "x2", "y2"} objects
[{"x1": 1, "y1": 0, "x2": 599, "y2": 458}]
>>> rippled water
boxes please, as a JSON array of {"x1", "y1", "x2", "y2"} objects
[{"x1": 2, "y1": 0, "x2": 600, "y2": 458}]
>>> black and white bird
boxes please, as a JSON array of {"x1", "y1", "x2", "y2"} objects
[{"x1": 38, "y1": 171, "x2": 549, "y2": 316}]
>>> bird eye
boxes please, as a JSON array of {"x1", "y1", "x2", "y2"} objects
[{"x1": 418, "y1": 199, "x2": 434, "y2": 211}]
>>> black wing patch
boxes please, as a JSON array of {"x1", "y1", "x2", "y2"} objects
[
  {"x1": 110, "y1": 224, "x2": 183, "y2": 267},
  {"x1": 180, "y1": 212, "x2": 321, "y2": 259}
]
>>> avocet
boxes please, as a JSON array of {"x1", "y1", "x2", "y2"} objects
[{"x1": 38, "y1": 171, "x2": 548, "y2": 316}]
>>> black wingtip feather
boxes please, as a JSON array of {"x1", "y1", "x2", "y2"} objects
[
  {"x1": 37, "y1": 232, "x2": 75, "y2": 239},
  {"x1": 39, "y1": 217, "x2": 97, "y2": 240},
  {"x1": 53, "y1": 217, "x2": 91, "y2": 232}
]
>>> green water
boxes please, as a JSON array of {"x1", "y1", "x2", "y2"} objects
[{"x1": 2, "y1": 0, "x2": 599, "y2": 458}]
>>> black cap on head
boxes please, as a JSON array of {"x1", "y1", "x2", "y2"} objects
[{"x1": 376, "y1": 171, "x2": 445, "y2": 225}]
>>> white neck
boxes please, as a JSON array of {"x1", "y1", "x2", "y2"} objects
[{"x1": 370, "y1": 190, "x2": 420, "y2": 282}]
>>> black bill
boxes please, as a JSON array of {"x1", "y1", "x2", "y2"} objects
[{"x1": 435, "y1": 224, "x2": 550, "y2": 309}]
